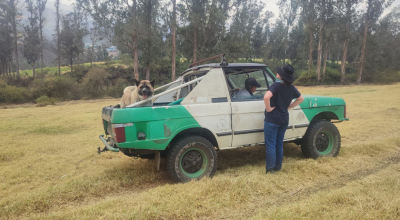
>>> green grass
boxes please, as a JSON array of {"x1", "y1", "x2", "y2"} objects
[{"x1": 1, "y1": 84, "x2": 400, "y2": 219}]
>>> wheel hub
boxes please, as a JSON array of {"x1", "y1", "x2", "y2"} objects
[
  {"x1": 181, "y1": 150, "x2": 203, "y2": 173},
  {"x1": 316, "y1": 132, "x2": 330, "y2": 152}
]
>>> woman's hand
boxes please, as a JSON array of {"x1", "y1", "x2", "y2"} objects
[{"x1": 266, "y1": 106, "x2": 275, "y2": 112}]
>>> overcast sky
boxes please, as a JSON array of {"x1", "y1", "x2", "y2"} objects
[
  {"x1": 39, "y1": 0, "x2": 399, "y2": 40},
  {"x1": 58, "y1": 0, "x2": 400, "y2": 19}
]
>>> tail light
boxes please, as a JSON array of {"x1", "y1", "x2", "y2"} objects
[
  {"x1": 112, "y1": 123, "x2": 133, "y2": 143},
  {"x1": 344, "y1": 105, "x2": 347, "y2": 118}
]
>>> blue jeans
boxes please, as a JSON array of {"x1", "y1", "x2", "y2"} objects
[{"x1": 264, "y1": 121, "x2": 287, "y2": 171}]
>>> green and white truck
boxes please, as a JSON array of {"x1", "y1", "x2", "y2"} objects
[{"x1": 99, "y1": 57, "x2": 348, "y2": 182}]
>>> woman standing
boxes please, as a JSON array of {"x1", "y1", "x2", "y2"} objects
[{"x1": 263, "y1": 64, "x2": 304, "y2": 174}]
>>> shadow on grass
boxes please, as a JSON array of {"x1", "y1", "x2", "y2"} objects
[
  {"x1": 217, "y1": 142, "x2": 304, "y2": 171},
  {"x1": 101, "y1": 142, "x2": 304, "y2": 184}
]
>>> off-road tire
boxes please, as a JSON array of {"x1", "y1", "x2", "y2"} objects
[
  {"x1": 301, "y1": 120, "x2": 341, "y2": 159},
  {"x1": 166, "y1": 135, "x2": 218, "y2": 183}
]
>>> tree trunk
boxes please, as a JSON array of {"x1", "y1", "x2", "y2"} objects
[
  {"x1": 33, "y1": 62, "x2": 36, "y2": 78},
  {"x1": 316, "y1": 23, "x2": 323, "y2": 81},
  {"x1": 146, "y1": 62, "x2": 150, "y2": 80},
  {"x1": 56, "y1": 0, "x2": 61, "y2": 75},
  {"x1": 340, "y1": 39, "x2": 349, "y2": 84},
  {"x1": 322, "y1": 48, "x2": 328, "y2": 79},
  {"x1": 171, "y1": 0, "x2": 176, "y2": 81},
  {"x1": 193, "y1": 26, "x2": 197, "y2": 62},
  {"x1": 11, "y1": 0, "x2": 19, "y2": 78},
  {"x1": 145, "y1": 0, "x2": 152, "y2": 80},
  {"x1": 308, "y1": 30, "x2": 313, "y2": 76},
  {"x1": 9, "y1": 59, "x2": 12, "y2": 76},
  {"x1": 132, "y1": 0, "x2": 139, "y2": 80},
  {"x1": 357, "y1": 21, "x2": 368, "y2": 84},
  {"x1": 39, "y1": 9, "x2": 44, "y2": 75}
]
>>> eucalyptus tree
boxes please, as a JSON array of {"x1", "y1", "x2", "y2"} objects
[
  {"x1": 59, "y1": 10, "x2": 88, "y2": 73},
  {"x1": 36, "y1": 0, "x2": 46, "y2": 74},
  {"x1": 137, "y1": 0, "x2": 160, "y2": 79},
  {"x1": 277, "y1": 0, "x2": 300, "y2": 64},
  {"x1": 23, "y1": 0, "x2": 41, "y2": 78},
  {"x1": 300, "y1": 0, "x2": 318, "y2": 75},
  {"x1": 357, "y1": 0, "x2": 393, "y2": 83},
  {"x1": 0, "y1": 0, "x2": 13, "y2": 76},
  {"x1": 336, "y1": 0, "x2": 359, "y2": 84},
  {"x1": 179, "y1": 0, "x2": 234, "y2": 62},
  {"x1": 78, "y1": 0, "x2": 140, "y2": 80},
  {"x1": 9, "y1": 0, "x2": 20, "y2": 77},
  {"x1": 54, "y1": 0, "x2": 61, "y2": 75}
]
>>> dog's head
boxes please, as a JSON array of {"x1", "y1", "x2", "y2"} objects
[{"x1": 135, "y1": 79, "x2": 155, "y2": 99}]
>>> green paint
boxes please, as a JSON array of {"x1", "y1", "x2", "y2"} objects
[
  {"x1": 180, "y1": 148, "x2": 208, "y2": 178},
  {"x1": 110, "y1": 106, "x2": 201, "y2": 150},
  {"x1": 317, "y1": 131, "x2": 333, "y2": 155},
  {"x1": 168, "y1": 98, "x2": 184, "y2": 105},
  {"x1": 299, "y1": 96, "x2": 347, "y2": 122}
]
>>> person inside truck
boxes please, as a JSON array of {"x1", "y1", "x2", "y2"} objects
[
  {"x1": 264, "y1": 64, "x2": 304, "y2": 174},
  {"x1": 232, "y1": 77, "x2": 261, "y2": 101}
]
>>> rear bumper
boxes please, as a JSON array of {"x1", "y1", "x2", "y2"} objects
[{"x1": 99, "y1": 135, "x2": 120, "y2": 152}]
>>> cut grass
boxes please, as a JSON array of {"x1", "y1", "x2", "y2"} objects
[{"x1": 1, "y1": 83, "x2": 400, "y2": 219}]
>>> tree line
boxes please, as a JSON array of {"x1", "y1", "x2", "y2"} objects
[{"x1": 1, "y1": 0, "x2": 399, "y2": 84}]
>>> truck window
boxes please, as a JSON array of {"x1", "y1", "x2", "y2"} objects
[
  {"x1": 226, "y1": 69, "x2": 269, "y2": 102},
  {"x1": 178, "y1": 71, "x2": 208, "y2": 99}
]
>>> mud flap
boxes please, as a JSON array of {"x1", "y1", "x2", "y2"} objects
[{"x1": 155, "y1": 150, "x2": 160, "y2": 171}]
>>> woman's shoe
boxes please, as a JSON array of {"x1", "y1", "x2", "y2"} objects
[{"x1": 266, "y1": 169, "x2": 276, "y2": 174}]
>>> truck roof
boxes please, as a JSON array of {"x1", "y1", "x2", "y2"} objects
[{"x1": 181, "y1": 63, "x2": 267, "y2": 75}]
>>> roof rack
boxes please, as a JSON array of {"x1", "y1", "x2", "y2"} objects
[{"x1": 189, "y1": 54, "x2": 229, "y2": 68}]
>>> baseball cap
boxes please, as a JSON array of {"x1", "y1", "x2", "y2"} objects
[{"x1": 245, "y1": 77, "x2": 261, "y2": 88}]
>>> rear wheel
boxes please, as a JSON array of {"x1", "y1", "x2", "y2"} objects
[
  {"x1": 166, "y1": 135, "x2": 218, "y2": 183},
  {"x1": 301, "y1": 120, "x2": 341, "y2": 159}
]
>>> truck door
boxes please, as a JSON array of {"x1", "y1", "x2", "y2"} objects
[
  {"x1": 227, "y1": 68, "x2": 293, "y2": 147},
  {"x1": 180, "y1": 68, "x2": 233, "y2": 149}
]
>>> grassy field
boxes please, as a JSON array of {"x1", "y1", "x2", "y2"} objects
[{"x1": 1, "y1": 84, "x2": 400, "y2": 219}]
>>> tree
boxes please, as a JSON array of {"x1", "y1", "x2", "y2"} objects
[
  {"x1": 300, "y1": 0, "x2": 317, "y2": 75},
  {"x1": 23, "y1": 0, "x2": 40, "y2": 78},
  {"x1": 171, "y1": 0, "x2": 176, "y2": 81},
  {"x1": 78, "y1": 0, "x2": 140, "y2": 80},
  {"x1": 88, "y1": 22, "x2": 103, "y2": 67},
  {"x1": 138, "y1": 0, "x2": 160, "y2": 79},
  {"x1": 338, "y1": 0, "x2": 359, "y2": 84},
  {"x1": 0, "y1": 0, "x2": 14, "y2": 77},
  {"x1": 315, "y1": 0, "x2": 325, "y2": 81},
  {"x1": 36, "y1": 0, "x2": 46, "y2": 74},
  {"x1": 9, "y1": 0, "x2": 20, "y2": 78},
  {"x1": 54, "y1": 0, "x2": 60, "y2": 75},
  {"x1": 59, "y1": 11, "x2": 87, "y2": 73},
  {"x1": 357, "y1": 0, "x2": 392, "y2": 84}
]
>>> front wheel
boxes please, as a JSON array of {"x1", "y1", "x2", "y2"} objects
[
  {"x1": 166, "y1": 136, "x2": 218, "y2": 183},
  {"x1": 301, "y1": 120, "x2": 341, "y2": 159}
]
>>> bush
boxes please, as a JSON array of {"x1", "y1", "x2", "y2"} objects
[
  {"x1": 30, "y1": 76, "x2": 81, "y2": 100},
  {"x1": 371, "y1": 70, "x2": 400, "y2": 84},
  {"x1": 294, "y1": 70, "x2": 319, "y2": 86},
  {"x1": 0, "y1": 85, "x2": 31, "y2": 104},
  {"x1": 35, "y1": 95, "x2": 57, "y2": 107},
  {"x1": 294, "y1": 67, "x2": 341, "y2": 86},
  {"x1": 81, "y1": 67, "x2": 111, "y2": 99},
  {"x1": 106, "y1": 78, "x2": 129, "y2": 98}
]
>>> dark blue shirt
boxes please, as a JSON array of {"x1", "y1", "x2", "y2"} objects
[{"x1": 264, "y1": 82, "x2": 301, "y2": 126}]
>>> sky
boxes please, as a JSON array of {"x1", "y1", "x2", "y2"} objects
[
  {"x1": 58, "y1": 0, "x2": 400, "y2": 21},
  {"x1": 40, "y1": 0, "x2": 400, "y2": 40}
]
